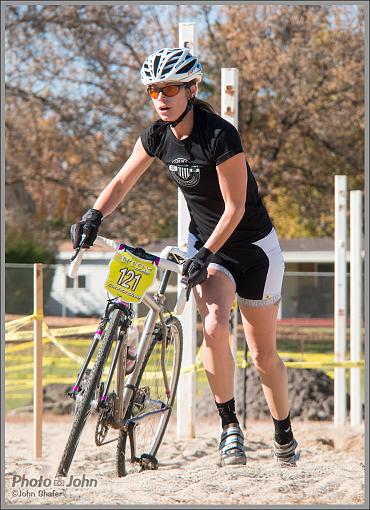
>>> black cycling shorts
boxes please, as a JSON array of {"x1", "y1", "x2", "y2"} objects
[{"x1": 187, "y1": 227, "x2": 284, "y2": 306}]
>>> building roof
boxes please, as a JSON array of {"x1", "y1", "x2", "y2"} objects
[
  {"x1": 279, "y1": 238, "x2": 334, "y2": 251},
  {"x1": 58, "y1": 236, "x2": 342, "y2": 265},
  {"x1": 59, "y1": 237, "x2": 335, "y2": 254}
]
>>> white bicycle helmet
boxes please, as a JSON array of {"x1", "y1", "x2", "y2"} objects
[{"x1": 141, "y1": 47, "x2": 203, "y2": 85}]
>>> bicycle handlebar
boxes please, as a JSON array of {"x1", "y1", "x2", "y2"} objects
[{"x1": 68, "y1": 235, "x2": 189, "y2": 314}]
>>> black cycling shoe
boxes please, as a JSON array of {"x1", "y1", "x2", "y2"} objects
[{"x1": 273, "y1": 437, "x2": 298, "y2": 467}]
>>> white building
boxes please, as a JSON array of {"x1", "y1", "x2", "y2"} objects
[{"x1": 48, "y1": 237, "x2": 359, "y2": 320}]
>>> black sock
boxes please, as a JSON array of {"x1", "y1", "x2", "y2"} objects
[
  {"x1": 272, "y1": 413, "x2": 294, "y2": 445},
  {"x1": 215, "y1": 398, "x2": 239, "y2": 428}
]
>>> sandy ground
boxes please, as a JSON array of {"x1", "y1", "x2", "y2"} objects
[{"x1": 4, "y1": 413, "x2": 366, "y2": 507}]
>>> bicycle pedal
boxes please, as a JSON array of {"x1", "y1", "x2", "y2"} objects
[{"x1": 139, "y1": 454, "x2": 158, "y2": 471}]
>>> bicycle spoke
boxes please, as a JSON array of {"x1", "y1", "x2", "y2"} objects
[{"x1": 116, "y1": 317, "x2": 183, "y2": 476}]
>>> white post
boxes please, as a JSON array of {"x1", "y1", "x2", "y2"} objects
[
  {"x1": 231, "y1": 303, "x2": 238, "y2": 396},
  {"x1": 221, "y1": 68, "x2": 239, "y2": 383},
  {"x1": 350, "y1": 190, "x2": 363, "y2": 428},
  {"x1": 334, "y1": 175, "x2": 347, "y2": 427},
  {"x1": 176, "y1": 22, "x2": 198, "y2": 438},
  {"x1": 178, "y1": 22, "x2": 198, "y2": 56},
  {"x1": 221, "y1": 68, "x2": 239, "y2": 128}
]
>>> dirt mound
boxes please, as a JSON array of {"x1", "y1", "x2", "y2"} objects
[
  {"x1": 8, "y1": 384, "x2": 74, "y2": 415},
  {"x1": 197, "y1": 367, "x2": 346, "y2": 421}
]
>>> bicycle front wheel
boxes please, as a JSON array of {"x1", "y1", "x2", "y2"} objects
[
  {"x1": 56, "y1": 308, "x2": 124, "y2": 477},
  {"x1": 116, "y1": 316, "x2": 183, "y2": 476}
]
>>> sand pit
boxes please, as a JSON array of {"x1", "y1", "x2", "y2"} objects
[{"x1": 4, "y1": 413, "x2": 365, "y2": 506}]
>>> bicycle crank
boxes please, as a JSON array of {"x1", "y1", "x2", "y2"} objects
[{"x1": 95, "y1": 392, "x2": 115, "y2": 446}]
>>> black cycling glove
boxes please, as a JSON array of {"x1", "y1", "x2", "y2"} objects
[
  {"x1": 181, "y1": 246, "x2": 213, "y2": 287},
  {"x1": 70, "y1": 208, "x2": 103, "y2": 249}
]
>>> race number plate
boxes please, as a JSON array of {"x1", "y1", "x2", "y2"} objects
[{"x1": 104, "y1": 249, "x2": 158, "y2": 303}]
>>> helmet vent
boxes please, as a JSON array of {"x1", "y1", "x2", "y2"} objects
[
  {"x1": 179, "y1": 59, "x2": 196, "y2": 74},
  {"x1": 163, "y1": 64, "x2": 174, "y2": 73},
  {"x1": 153, "y1": 54, "x2": 161, "y2": 75}
]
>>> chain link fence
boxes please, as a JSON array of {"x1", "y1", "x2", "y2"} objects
[{"x1": 5, "y1": 263, "x2": 363, "y2": 319}]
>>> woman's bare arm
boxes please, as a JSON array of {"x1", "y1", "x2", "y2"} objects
[
  {"x1": 93, "y1": 138, "x2": 154, "y2": 217},
  {"x1": 203, "y1": 152, "x2": 247, "y2": 253}
]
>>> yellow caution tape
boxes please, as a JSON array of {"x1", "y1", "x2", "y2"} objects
[
  {"x1": 6, "y1": 362, "x2": 35, "y2": 373},
  {"x1": 5, "y1": 337, "x2": 53, "y2": 354},
  {"x1": 240, "y1": 360, "x2": 364, "y2": 369},
  {"x1": 5, "y1": 393, "x2": 33, "y2": 398},
  {"x1": 40, "y1": 324, "x2": 97, "y2": 338},
  {"x1": 5, "y1": 331, "x2": 34, "y2": 342},
  {"x1": 5, "y1": 324, "x2": 96, "y2": 342},
  {"x1": 42, "y1": 324, "x2": 85, "y2": 365},
  {"x1": 5, "y1": 340, "x2": 35, "y2": 354},
  {"x1": 5, "y1": 314, "x2": 35, "y2": 334},
  {"x1": 5, "y1": 314, "x2": 151, "y2": 342},
  {"x1": 180, "y1": 363, "x2": 197, "y2": 375}
]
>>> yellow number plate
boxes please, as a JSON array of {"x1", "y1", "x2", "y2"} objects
[{"x1": 104, "y1": 249, "x2": 158, "y2": 303}]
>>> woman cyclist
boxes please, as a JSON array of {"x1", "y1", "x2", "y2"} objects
[{"x1": 71, "y1": 47, "x2": 298, "y2": 467}]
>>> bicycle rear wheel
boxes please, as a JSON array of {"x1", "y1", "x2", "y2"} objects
[
  {"x1": 116, "y1": 316, "x2": 183, "y2": 476},
  {"x1": 56, "y1": 308, "x2": 124, "y2": 477}
]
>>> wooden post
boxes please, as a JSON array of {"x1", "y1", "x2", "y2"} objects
[{"x1": 33, "y1": 263, "x2": 43, "y2": 458}]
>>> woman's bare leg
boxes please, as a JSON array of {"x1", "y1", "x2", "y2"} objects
[
  {"x1": 193, "y1": 268, "x2": 236, "y2": 403},
  {"x1": 239, "y1": 302, "x2": 289, "y2": 419}
]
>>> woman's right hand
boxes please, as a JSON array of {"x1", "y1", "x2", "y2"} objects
[{"x1": 70, "y1": 208, "x2": 103, "y2": 249}]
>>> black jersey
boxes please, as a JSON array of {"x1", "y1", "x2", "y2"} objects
[{"x1": 140, "y1": 105, "x2": 273, "y2": 257}]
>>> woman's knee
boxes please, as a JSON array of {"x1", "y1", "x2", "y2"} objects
[
  {"x1": 250, "y1": 349, "x2": 282, "y2": 374},
  {"x1": 203, "y1": 315, "x2": 229, "y2": 344}
]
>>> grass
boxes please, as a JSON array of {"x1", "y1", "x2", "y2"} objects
[{"x1": 6, "y1": 327, "x2": 360, "y2": 413}]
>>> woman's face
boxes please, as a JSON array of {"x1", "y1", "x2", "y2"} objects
[{"x1": 149, "y1": 82, "x2": 195, "y2": 122}]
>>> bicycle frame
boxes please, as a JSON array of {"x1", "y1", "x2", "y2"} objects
[
  {"x1": 119, "y1": 287, "x2": 170, "y2": 430},
  {"x1": 69, "y1": 243, "x2": 186, "y2": 438}
]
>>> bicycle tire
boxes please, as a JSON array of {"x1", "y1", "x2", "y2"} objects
[
  {"x1": 56, "y1": 308, "x2": 125, "y2": 477},
  {"x1": 116, "y1": 316, "x2": 183, "y2": 477}
]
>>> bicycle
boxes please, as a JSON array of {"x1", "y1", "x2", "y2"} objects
[{"x1": 56, "y1": 233, "x2": 188, "y2": 478}]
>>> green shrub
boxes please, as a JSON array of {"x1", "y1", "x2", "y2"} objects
[
  {"x1": 5, "y1": 229, "x2": 56, "y2": 314},
  {"x1": 5, "y1": 229, "x2": 56, "y2": 264}
]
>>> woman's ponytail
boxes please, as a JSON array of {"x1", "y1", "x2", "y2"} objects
[{"x1": 193, "y1": 97, "x2": 215, "y2": 113}]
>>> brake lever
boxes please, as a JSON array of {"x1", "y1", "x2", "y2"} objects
[
  {"x1": 185, "y1": 283, "x2": 192, "y2": 301},
  {"x1": 70, "y1": 233, "x2": 88, "y2": 262}
]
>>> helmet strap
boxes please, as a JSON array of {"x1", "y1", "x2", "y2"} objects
[{"x1": 169, "y1": 95, "x2": 195, "y2": 128}]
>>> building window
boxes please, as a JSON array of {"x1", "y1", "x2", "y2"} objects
[
  {"x1": 66, "y1": 275, "x2": 87, "y2": 289},
  {"x1": 66, "y1": 276, "x2": 74, "y2": 289},
  {"x1": 78, "y1": 275, "x2": 86, "y2": 289}
]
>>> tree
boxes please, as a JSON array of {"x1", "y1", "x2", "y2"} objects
[
  {"x1": 5, "y1": 4, "x2": 182, "y2": 246},
  {"x1": 5, "y1": 4, "x2": 365, "y2": 245},
  {"x1": 201, "y1": 4, "x2": 364, "y2": 237}
]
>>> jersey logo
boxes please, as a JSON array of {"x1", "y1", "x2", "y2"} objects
[{"x1": 169, "y1": 158, "x2": 200, "y2": 187}]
